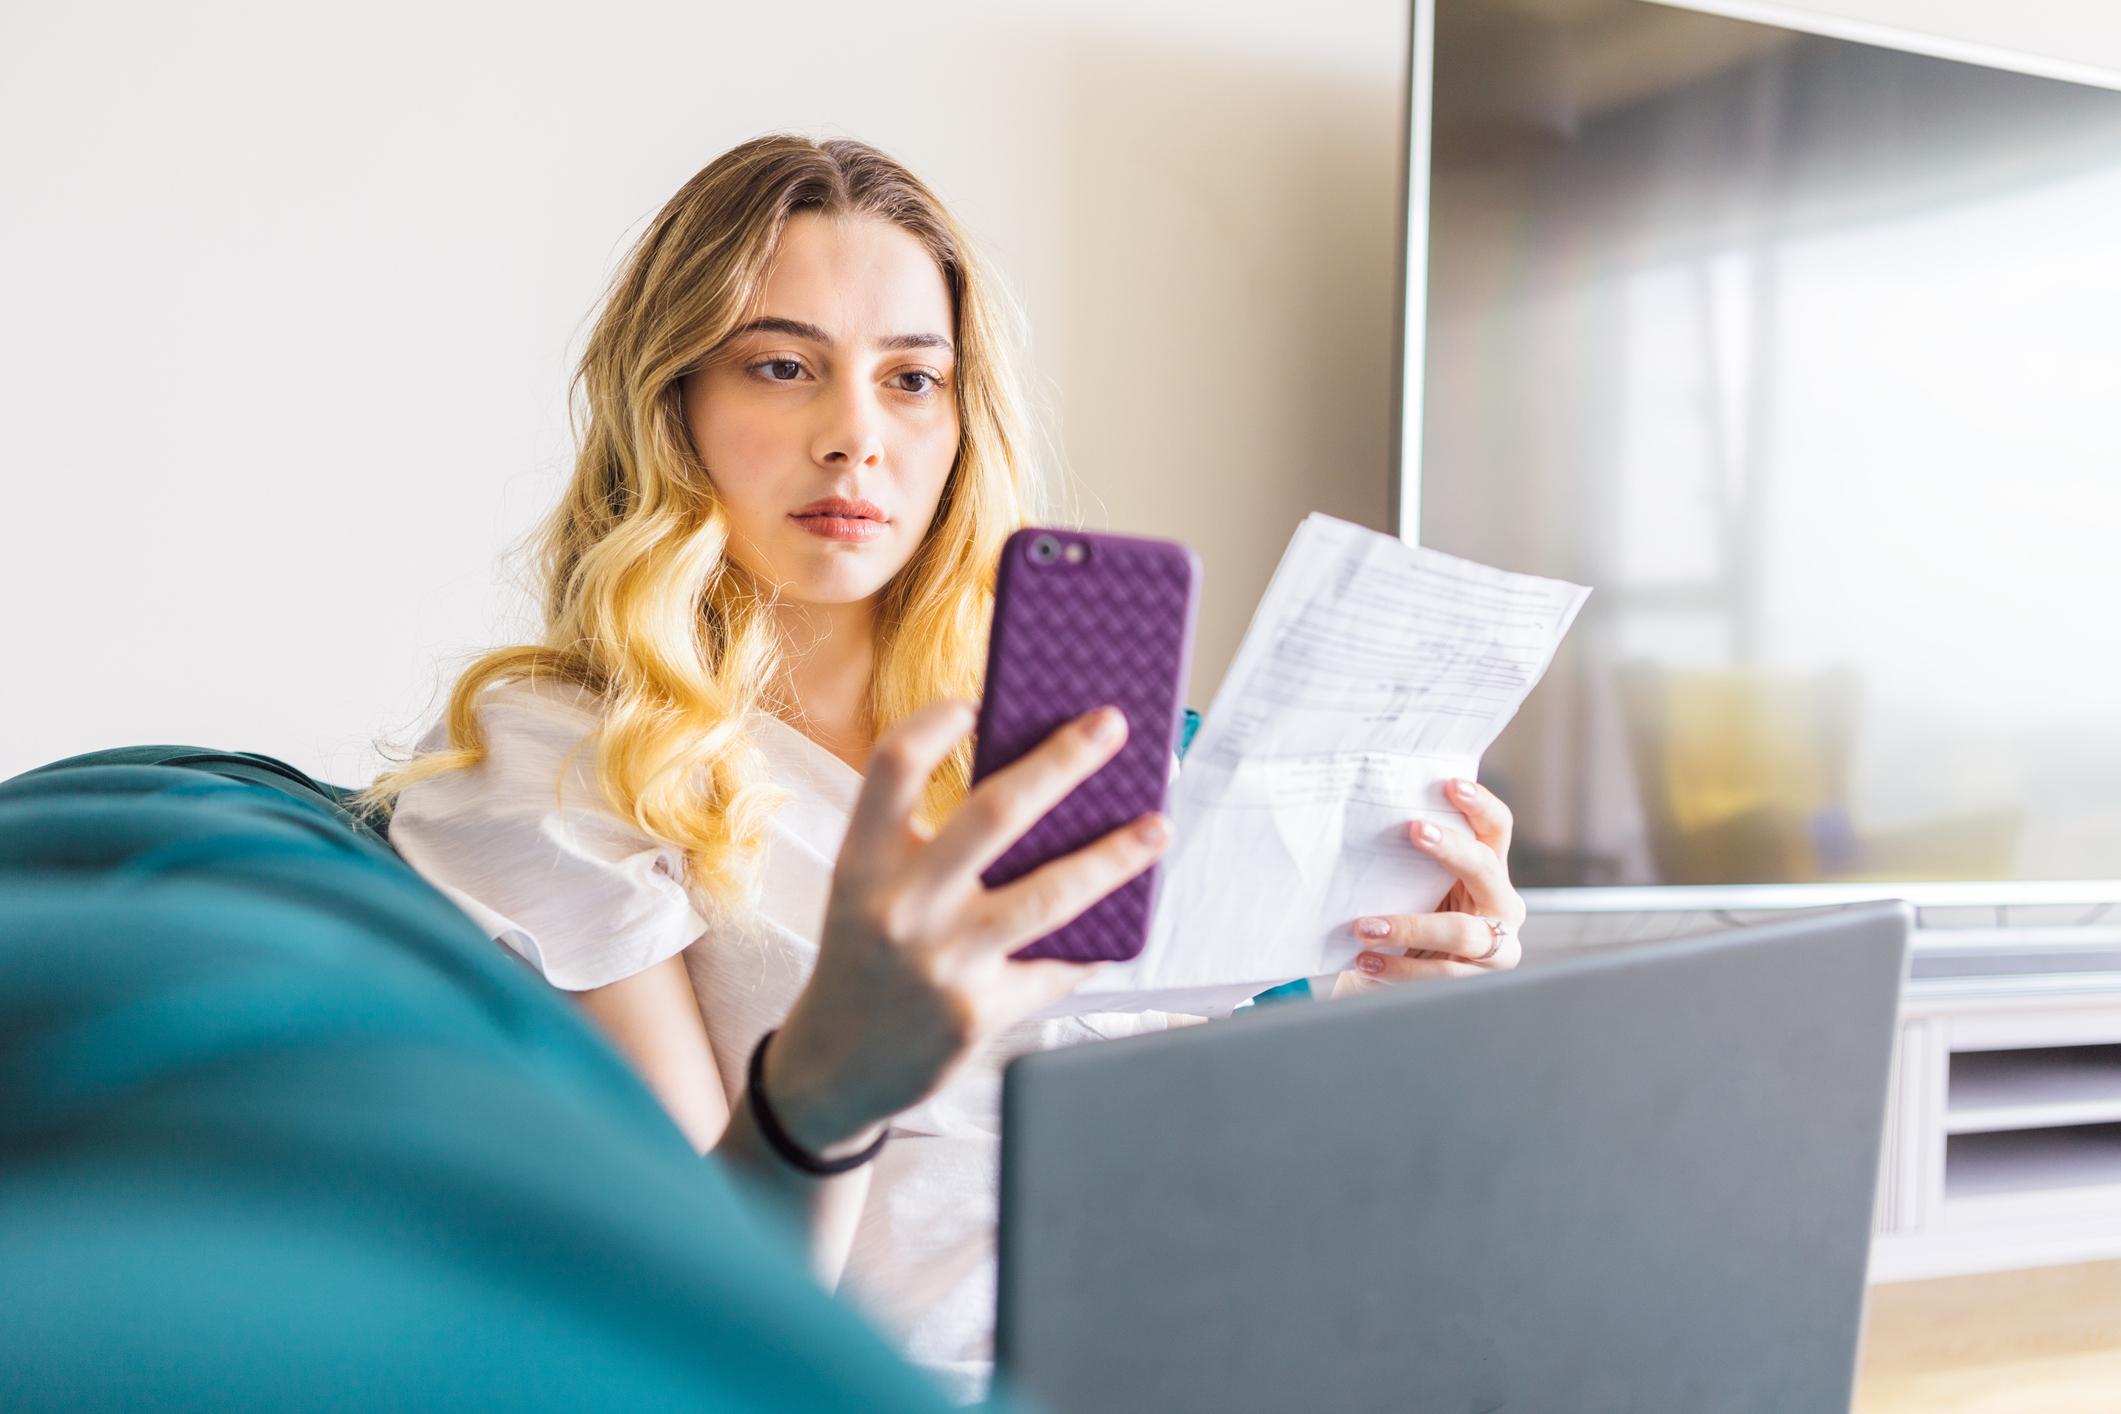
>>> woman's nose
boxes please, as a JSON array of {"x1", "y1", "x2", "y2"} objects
[{"x1": 812, "y1": 383, "x2": 885, "y2": 470}]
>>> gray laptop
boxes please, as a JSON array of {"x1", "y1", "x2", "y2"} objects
[{"x1": 997, "y1": 903, "x2": 1911, "y2": 1414}]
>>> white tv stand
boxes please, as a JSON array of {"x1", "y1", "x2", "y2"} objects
[
  {"x1": 1872, "y1": 941, "x2": 2121, "y2": 1282},
  {"x1": 1530, "y1": 907, "x2": 2121, "y2": 1282}
]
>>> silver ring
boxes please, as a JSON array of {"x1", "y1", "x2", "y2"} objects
[{"x1": 1474, "y1": 916, "x2": 1509, "y2": 963}]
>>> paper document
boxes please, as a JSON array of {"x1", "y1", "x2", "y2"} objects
[{"x1": 1065, "y1": 514, "x2": 1590, "y2": 1015}]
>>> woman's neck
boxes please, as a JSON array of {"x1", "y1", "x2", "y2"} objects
[{"x1": 770, "y1": 596, "x2": 878, "y2": 772}]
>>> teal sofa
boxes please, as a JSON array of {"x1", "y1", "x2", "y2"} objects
[{"x1": 0, "y1": 746, "x2": 965, "y2": 1412}]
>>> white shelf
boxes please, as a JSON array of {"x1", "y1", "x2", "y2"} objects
[
  {"x1": 1869, "y1": 984, "x2": 2121, "y2": 1280},
  {"x1": 1943, "y1": 1123, "x2": 2121, "y2": 1200},
  {"x1": 1946, "y1": 1045, "x2": 2121, "y2": 1133}
]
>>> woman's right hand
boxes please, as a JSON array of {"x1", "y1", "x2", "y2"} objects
[{"x1": 760, "y1": 699, "x2": 1170, "y2": 1157}]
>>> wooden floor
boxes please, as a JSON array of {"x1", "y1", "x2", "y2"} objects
[{"x1": 1854, "y1": 1261, "x2": 2121, "y2": 1413}]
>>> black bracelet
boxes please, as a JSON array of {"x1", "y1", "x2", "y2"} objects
[{"x1": 745, "y1": 1029, "x2": 888, "y2": 1177}]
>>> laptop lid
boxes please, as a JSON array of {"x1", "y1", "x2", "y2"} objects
[{"x1": 997, "y1": 903, "x2": 1910, "y2": 1414}]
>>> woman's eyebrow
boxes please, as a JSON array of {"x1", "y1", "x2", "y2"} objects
[{"x1": 733, "y1": 316, "x2": 953, "y2": 354}]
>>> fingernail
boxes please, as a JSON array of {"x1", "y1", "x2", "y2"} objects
[
  {"x1": 1415, "y1": 822, "x2": 1441, "y2": 847},
  {"x1": 1356, "y1": 952, "x2": 1384, "y2": 975},
  {"x1": 1134, "y1": 814, "x2": 1171, "y2": 848},
  {"x1": 1088, "y1": 707, "x2": 1126, "y2": 745},
  {"x1": 1354, "y1": 917, "x2": 1392, "y2": 939},
  {"x1": 1455, "y1": 779, "x2": 1479, "y2": 798}
]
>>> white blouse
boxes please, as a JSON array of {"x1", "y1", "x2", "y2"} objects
[{"x1": 388, "y1": 677, "x2": 1172, "y2": 1403}]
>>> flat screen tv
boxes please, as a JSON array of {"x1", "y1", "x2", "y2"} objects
[{"x1": 1399, "y1": 0, "x2": 2121, "y2": 908}]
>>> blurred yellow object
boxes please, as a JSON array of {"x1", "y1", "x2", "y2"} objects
[
  {"x1": 1617, "y1": 663, "x2": 1855, "y2": 885},
  {"x1": 1616, "y1": 664, "x2": 2020, "y2": 884}
]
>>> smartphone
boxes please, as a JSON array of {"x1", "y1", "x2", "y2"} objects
[{"x1": 971, "y1": 527, "x2": 1201, "y2": 963}]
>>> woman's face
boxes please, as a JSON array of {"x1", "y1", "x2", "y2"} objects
[{"x1": 682, "y1": 212, "x2": 961, "y2": 607}]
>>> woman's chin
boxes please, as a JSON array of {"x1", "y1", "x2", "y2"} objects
[
  {"x1": 730, "y1": 528, "x2": 916, "y2": 609},
  {"x1": 774, "y1": 558, "x2": 907, "y2": 609}
]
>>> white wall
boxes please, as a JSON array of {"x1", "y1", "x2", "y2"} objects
[
  {"x1": 0, "y1": 0, "x2": 1410, "y2": 783},
  {"x1": 4, "y1": 0, "x2": 2116, "y2": 785},
  {"x1": 1749, "y1": 0, "x2": 2121, "y2": 77}
]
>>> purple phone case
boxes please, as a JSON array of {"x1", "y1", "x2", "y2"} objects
[{"x1": 972, "y1": 528, "x2": 1201, "y2": 963}]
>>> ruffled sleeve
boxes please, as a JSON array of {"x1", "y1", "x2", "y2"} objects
[{"x1": 388, "y1": 679, "x2": 709, "y2": 991}]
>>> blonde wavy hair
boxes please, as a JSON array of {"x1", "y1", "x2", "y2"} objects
[{"x1": 357, "y1": 135, "x2": 1035, "y2": 906}]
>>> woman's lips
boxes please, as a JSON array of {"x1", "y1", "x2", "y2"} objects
[
  {"x1": 793, "y1": 513, "x2": 888, "y2": 543},
  {"x1": 790, "y1": 497, "x2": 889, "y2": 543}
]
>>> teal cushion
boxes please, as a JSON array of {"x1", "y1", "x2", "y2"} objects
[{"x1": 0, "y1": 749, "x2": 959, "y2": 1412}]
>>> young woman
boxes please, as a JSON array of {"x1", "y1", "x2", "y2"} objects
[{"x1": 365, "y1": 135, "x2": 1526, "y2": 1402}]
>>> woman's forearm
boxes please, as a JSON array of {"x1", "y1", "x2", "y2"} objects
[
  {"x1": 713, "y1": 1094, "x2": 880, "y2": 1288},
  {"x1": 571, "y1": 959, "x2": 878, "y2": 1285}
]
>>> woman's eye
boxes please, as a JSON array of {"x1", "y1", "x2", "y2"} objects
[
  {"x1": 895, "y1": 370, "x2": 941, "y2": 395},
  {"x1": 748, "y1": 358, "x2": 805, "y2": 382}
]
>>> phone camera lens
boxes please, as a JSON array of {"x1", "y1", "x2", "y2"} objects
[{"x1": 1031, "y1": 535, "x2": 1062, "y2": 565}]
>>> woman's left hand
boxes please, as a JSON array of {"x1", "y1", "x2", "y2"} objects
[{"x1": 1333, "y1": 777, "x2": 1525, "y2": 995}]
